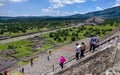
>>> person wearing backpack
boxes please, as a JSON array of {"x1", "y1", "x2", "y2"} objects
[
  {"x1": 95, "y1": 35, "x2": 99, "y2": 48},
  {"x1": 81, "y1": 42, "x2": 86, "y2": 58},
  {"x1": 90, "y1": 35, "x2": 97, "y2": 52}
]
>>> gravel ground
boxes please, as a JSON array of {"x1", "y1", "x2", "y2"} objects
[
  {"x1": 10, "y1": 38, "x2": 90, "y2": 75},
  {"x1": 4, "y1": 32, "x2": 120, "y2": 75}
]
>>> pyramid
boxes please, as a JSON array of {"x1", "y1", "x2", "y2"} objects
[{"x1": 84, "y1": 17, "x2": 104, "y2": 24}]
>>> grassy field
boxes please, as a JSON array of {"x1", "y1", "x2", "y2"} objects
[
  {"x1": 46, "y1": 24, "x2": 117, "y2": 43},
  {"x1": 0, "y1": 24, "x2": 118, "y2": 59},
  {"x1": 1, "y1": 27, "x2": 53, "y2": 37},
  {"x1": 0, "y1": 36, "x2": 58, "y2": 58},
  {"x1": 9, "y1": 72, "x2": 25, "y2": 75},
  {"x1": 0, "y1": 39, "x2": 33, "y2": 58},
  {"x1": 1, "y1": 28, "x2": 38, "y2": 36}
]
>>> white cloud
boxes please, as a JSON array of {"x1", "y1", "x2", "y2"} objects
[
  {"x1": 41, "y1": 8, "x2": 60, "y2": 16},
  {"x1": 49, "y1": 0, "x2": 86, "y2": 9},
  {"x1": 9, "y1": 0, "x2": 28, "y2": 3},
  {"x1": 51, "y1": 2, "x2": 64, "y2": 9},
  {"x1": 41, "y1": 8, "x2": 82, "y2": 16},
  {"x1": 0, "y1": 0, "x2": 5, "y2": 6},
  {"x1": 58, "y1": 11, "x2": 82, "y2": 16},
  {"x1": 41, "y1": 8, "x2": 50, "y2": 13},
  {"x1": 0, "y1": 3, "x2": 4, "y2": 6},
  {"x1": 0, "y1": 0, "x2": 5, "y2": 2},
  {"x1": 8, "y1": 10, "x2": 14, "y2": 13},
  {"x1": 41, "y1": 0, "x2": 86, "y2": 16},
  {"x1": 114, "y1": 0, "x2": 120, "y2": 6},
  {"x1": 96, "y1": 6, "x2": 103, "y2": 11},
  {"x1": 0, "y1": 0, "x2": 28, "y2": 7}
]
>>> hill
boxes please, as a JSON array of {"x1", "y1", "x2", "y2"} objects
[
  {"x1": 69, "y1": 6, "x2": 120, "y2": 19},
  {"x1": 0, "y1": 6, "x2": 120, "y2": 20}
]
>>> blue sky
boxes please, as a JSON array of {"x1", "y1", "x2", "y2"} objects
[{"x1": 0, "y1": 0, "x2": 120, "y2": 16}]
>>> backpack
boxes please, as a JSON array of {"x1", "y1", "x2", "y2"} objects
[
  {"x1": 90, "y1": 37, "x2": 96, "y2": 45},
  {"x1": 82, "y1": 44, "x2": 86, "y2": 50}
]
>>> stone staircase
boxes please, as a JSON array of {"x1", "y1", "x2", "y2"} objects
[
  {"x1": 42, "y1": 32, "x2": 120, "y2": 75},
  {"x1": 9, "y1": 30, "x2": 120, "y2": 75}
]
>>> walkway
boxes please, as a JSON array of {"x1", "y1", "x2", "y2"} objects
[
  {"x1": 43, "y1": 32, "x2": 120, "y2": 75},
  {"x1": 10, "y1": 32, "x2": 120, "y2": 75},
  {"x1": 11, "y1": 38, "x2": 90, "y2": 75},
  {"x1": 0, "y1": 24, "x2": 84, "y2": 44}
]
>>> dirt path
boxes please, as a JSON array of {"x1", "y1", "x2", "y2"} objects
[
  {"x1": 0, "y1": 24, "x2": 84, "y2": 44},
  {"x1": 10, "y1": 38, "x2": 89, "y2": 75}
]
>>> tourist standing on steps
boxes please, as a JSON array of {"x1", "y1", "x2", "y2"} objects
[
  {"x1": 76, "y1": 43, "x2": 81, "y2": 60},
  {"x1": 96, "y1": 35, "x2": 99, "y2": 47},
  {"x1": 89, "y1": 35, "x2": 97, "y2": 52},
  {"x1": 21, "y1": 67, "x2": 24, "y2": 74},
  {"x1": 30, "y1": 58, "x2": 33, "y2": 67},
  {"x1": 3, "y1": 70, "x2": 7, "y2": 75},
  {"x1": 47, "y1": 50, "x2": 52, "y2": 61},
  {"x1": 81, "y1": 42, "x2": 86, "y2": 58},
  {"x1": 59, "y1": 56, "x2": 66, "y2": 69}
]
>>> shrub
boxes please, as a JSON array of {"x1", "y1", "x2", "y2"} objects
[{"x1": 71, "y1": 36, "x2": 76, "y2": 41}]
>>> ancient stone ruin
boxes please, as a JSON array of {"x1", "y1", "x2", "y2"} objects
[
  {"x1": 42, "y1": 32, "x2": 120, "y2": 75},
  {"x1": 84, "y1": 17, "x2": 105, "y2": 25}
]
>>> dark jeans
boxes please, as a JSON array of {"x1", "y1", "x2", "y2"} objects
[
  {"x1": 76, "y1": 52, "x2": 79, "y2": 60},
  {"x1": 60, "y1": 62, "x2": 64, "y2": 69},
  {"x1": 31, "y1": 62, "x2": 33, "y2": 66},
  {"x1": 80, "y1": 50, "x2": 85, "y2": 58},
  {"x1": 21, "y1": 68, "x2": 24, "y2": 74},
  {"x1": 90, "y1": 44, "x2": 96, "y2": 52},
  {"x1": 0, "y1": 73, "x2": 3, "y2": 75}
]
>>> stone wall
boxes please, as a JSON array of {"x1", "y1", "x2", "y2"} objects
[
  {"x1": 54, "y1": 46, "x2": 117, "y2": 75},
  {"x1": 114, "y1": 46, "x2": 120, "y2": 65}
]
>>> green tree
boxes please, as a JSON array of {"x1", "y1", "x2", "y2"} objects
[
  {"x1": 63, "y1": 37, "x2": 67, "y2": 41},
  {"x1": 71, "y1": 36, "x2": 76, "y2": 41},
  {"x1": 8, "y1": 44, "x2": 14, "y2": 49},
  {"x1": 0, "y1": 29, "x2": 5, "y2": 34},
  {"x1": 49, "y1": 32, "x2": 54, "y2": 37}
]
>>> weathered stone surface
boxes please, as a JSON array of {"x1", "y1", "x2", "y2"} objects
[
  {"x1": 84, "y1": 17, "x2": 104, "y2": 25},
  {"x1": 54, "y1": 46, "x2": 117, "y2": 75}
]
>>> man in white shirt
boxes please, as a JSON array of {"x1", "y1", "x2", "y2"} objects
[{"x1": 76, "y1": 43, "x2": 81, "y2": 60}]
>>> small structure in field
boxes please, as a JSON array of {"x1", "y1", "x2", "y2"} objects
[{"x1": 84, "y1": 17, "x2": 104, "y2": 25}]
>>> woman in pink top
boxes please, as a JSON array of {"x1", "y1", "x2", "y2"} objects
[
  {"x1": 59, "y1": 56, "x2": 66, "y2": 69},
  {"x1": 3, "y1": 70, "x2": 7, "y2": 75}
]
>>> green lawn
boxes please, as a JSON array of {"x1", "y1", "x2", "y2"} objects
[
  {"x1": 0, "y1": 40, "x2": 33, "y2": 58},
  {"x1": 0, "y1": 24, "x2": 118, "y2": 59},
  {"x1": 47, "y1": 24, "x2": 117, "y2": 43},
  {"x1": 2, "y1": 28, "x2": 38, "y2": 36},
  {"x1": 9, "y1": 72, "x2": 25, "y2": 75}
]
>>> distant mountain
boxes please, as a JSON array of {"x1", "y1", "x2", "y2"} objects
[
  {"x1": 0, "y1": 16, "x2": 54, "y2": 20},
  {"x1": 69, "y1": 6, "x2": 120, "y2": 19},
  {"x1": 0, "y1": 16, "x2": 15, "y2": 20},
  {"x1": 0, "y1": 6, "x2": 120, "y2": 20}
]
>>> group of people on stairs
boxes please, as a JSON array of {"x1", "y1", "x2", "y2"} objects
[
  {"x1": 0, "y1": 35, "x2": 99, "y2": 74},
  {"x1": 59, "y1": 35, "x2": 99, "y2": 69}
]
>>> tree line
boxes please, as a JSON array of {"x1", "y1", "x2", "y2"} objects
[{"x1": 0, "y1": 18, "x2": 82, "y2": 35}]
